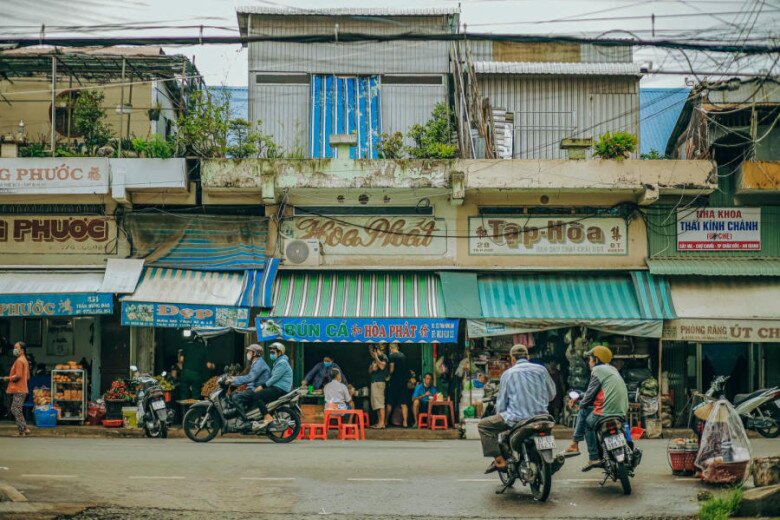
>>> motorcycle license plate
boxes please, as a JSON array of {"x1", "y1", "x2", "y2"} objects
[
  {"x1": 604, "y1": 434, "x2": 627, "y2": 450},
  {"x1": 534, "y1": 435, "x2": 556, "y2": 450},
  {"x1": 151, "y1": 400, "x2": 166, "y2": 411}
]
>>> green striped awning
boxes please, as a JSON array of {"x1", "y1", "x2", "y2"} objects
[
  {"x1": 478, "y1": 272, "x2": 676, "y2": 321},
  {"x1": 271, "y1": 272, "x2": 446, "y2": 318},
  {"x1": 647, "y1": 258, "x2": 780, "y2": 277}
]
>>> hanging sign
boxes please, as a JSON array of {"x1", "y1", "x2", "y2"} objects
[
  {"x1": 0, "y1": 293, "x2": 113, "y2": 317},
  {"x1": 122, "y1": 301, "x2": 250, "y2": 329},
  {"x1": 257, "y1": 317, "x2": 459, "y2": 343},
  {"x1": 677, "y1": 207, "x2": 761, "y2": 251},
  {"x1": 281, "y1": 216, "x2": 448, "y2": 256},
  {"x1": 0, "y1": 158, "x2": 109, "y2": 194},
  {"x1": 663, "y1": 319, "x2": 780, "y2": 343},
  {"x1": 469, "y1": 217, "x2": 627, "y2": 255},
  {"x1": 0, "y1": 215, "x2": 116, "y2": 255}
]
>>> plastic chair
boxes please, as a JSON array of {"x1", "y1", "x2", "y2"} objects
[
  {"x1": 325, "y1": 413, "x2": 343, "y2": 432},
  {"x1": 307, "y1": 423, "x2": 327, "y2": 440},
  {"x1": 298, "y1": 424, "x2": 310, "y2": 440},
  {"x1": 417, "y1": 413, "x2": 429, "y2": 429},
  {"x1": 430, "y1": 415, "x2": 448, "y2": 430},
  {"x1": 338, "y1": 422, "x2": 360, "y2": 440}
]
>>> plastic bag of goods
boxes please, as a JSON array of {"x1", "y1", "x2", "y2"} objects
[
  {"x1": 694, "y1": 399, "x2": 752, "y2": 485},
  {"x1": 86, "y1": 400, "x2": 107, "y2": 426}
]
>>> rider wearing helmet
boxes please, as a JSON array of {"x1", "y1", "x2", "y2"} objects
[
  {"x1": 228, "y1": 344, "x2": 270, "y2": 418},
  {"x1": 578, "y1": 345, "x2": 629, "y2": 472},
  {"x1": 252, "y1": 342, "x2": 293, "y2": 431}
]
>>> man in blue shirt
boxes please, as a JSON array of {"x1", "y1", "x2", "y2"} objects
[
  {"x1": 412, "y1": 372, "x2": 437, "y2": 425},
  {"x1": 301, "y1": 354, "x2": 347, "y2": 390},
  {"x1": 478, "y1": 344, "x2": 557, "y2": 474},
  {"x1": 227, "y1": 344, "x2": 270, "y2": 418},
  {"x1": 252, "y1": 342, "x2": 293, "y2": 431}
]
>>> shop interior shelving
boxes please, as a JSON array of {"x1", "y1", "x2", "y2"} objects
[{"x1": 51, "y1": 369, "x2": 86, "y2": 423}]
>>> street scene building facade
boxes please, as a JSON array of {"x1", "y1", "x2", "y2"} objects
[{"x1": 0, "y1": 8, "x2": 776, "y2": 439}]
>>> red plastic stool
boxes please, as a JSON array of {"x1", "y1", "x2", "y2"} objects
[
  {"x1": 325, "y1": 413, "x2": 343, "y2": 432},
  {"x1": 429, "y1": 415, "x2": 448, "y2": 430},
  {"x1": 298, "y1": 424, "x2": 310, "y2": 440},
  {"x1": 417, "y1": 413, "x2": 429, "y2": 429},
  {"x1": 338, "y1": 422, "x2": 360, "y2": 440},
  {"x1": 307, "y1": 423, "x2": 327, "y2": 440}
]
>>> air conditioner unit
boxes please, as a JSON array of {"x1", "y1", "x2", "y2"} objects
[{"x1": 282, "y1": 239, "x2": 321, "y2": 266}]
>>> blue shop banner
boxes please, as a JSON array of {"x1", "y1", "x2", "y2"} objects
[
  {"x1": 257, "y1": 317, "x2": 459, "y2": 343},
  {"x1": 0, "y1": 293, "x2": 113, "y2": 317},
  {"x1": 122, "y1": 301, "x2": 250, "y2": 329}
]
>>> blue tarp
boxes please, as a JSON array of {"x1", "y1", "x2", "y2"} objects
[{"x1": 310, "y1": 75, "x2": 381, "y2": 159}]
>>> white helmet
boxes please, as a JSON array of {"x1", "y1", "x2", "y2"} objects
[{"x1": 269, "y1": 342, "x2": 286, "y2": 355}]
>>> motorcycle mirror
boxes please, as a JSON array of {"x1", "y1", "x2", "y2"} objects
[{"x1": 569, "y1": 390, "x2": 580, "y2": 400}]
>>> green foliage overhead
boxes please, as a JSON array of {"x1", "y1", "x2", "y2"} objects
[
  {"x1": 131, "y1": 135, "x2": 174, "y2": 159},
  {"x1": 72, "y1": 90, "x2": 112, "y2": 154},
  {"x1": 593, "y1": 131, "x2": 638, "y2": 160},
  {"x1": 641, "y1": 148, "x2": 666, "y2": 160},
  {"x1": 377, "y1": 131, "x2": 404, "y2": 159},
  {"x1": 175, "y1": 90, "x2": 283, "y2": 158},
  {"x1": 406, "y1": 103, "x2": 458, "y2": 159}
]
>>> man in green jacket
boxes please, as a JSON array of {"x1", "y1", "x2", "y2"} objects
[{"x1": 578, "y1": 346, "x2": 629, "y2": 472}]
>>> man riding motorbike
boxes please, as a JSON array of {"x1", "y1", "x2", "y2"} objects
[
  {"x1": 478, "y1": 344, "x2": 557, "y2": 474},
  {"x1": 577, "y1": 346, "x2": 630, "y2": 472},
  {"x1": 227, "y1": 344, "x2": 270, "y2": 419},
  {"x1": 251, "y1": 342, "x2": 293, "y2": 432}
]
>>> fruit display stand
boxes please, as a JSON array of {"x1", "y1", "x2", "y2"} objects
[{"x1": 51, "y1": 369, "x2": 86, "y2": 424}]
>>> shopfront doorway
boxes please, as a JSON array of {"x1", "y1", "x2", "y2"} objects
[{"x1": 700, "y1": 343, "x2": 752, "y2": 401}]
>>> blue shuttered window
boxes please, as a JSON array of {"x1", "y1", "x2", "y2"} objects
[{"x1": 310, "y1": 75, "x2": 381, "y2": 159}]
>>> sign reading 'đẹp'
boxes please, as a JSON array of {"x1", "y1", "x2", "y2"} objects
[
  {"x1": 0, "y1": 215, "x2": 116, "y2": 255},
  {"x1": 468, "y1": 217, "x2": 627, "y2": 255}
]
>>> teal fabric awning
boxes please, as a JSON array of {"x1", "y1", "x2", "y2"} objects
[{"x1": 469, "y1": 271, "x2": 675, "y2": 338}]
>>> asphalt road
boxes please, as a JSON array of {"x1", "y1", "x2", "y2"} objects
[{"x1": 0, "y1": 436, "x2": 777, "y2": 519}]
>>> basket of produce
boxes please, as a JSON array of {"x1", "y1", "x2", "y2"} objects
[
  {"x1": 668, "y1": 438, "x2": 699, "y2": 475},
  {"x1": 154, "y1": 376, "x2": 175, "y2": 402},
  {"x1": 103, "y1": 380, "x2": 135, "y2": 420}
]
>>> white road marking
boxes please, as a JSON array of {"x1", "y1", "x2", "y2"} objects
[
  {"x1": 560, "y1": 478, "x2": 602, "y2": 483},
  {"x1": 129, "y1": 476, "x2": 185, "y2": 480},
  {"x1": 240, "y1": 477, "x2": 296, "y2": 481},
  {"x1": 347, "y1": 478, "x2": 404, "y2": 482},
  {"x1": 0, "y1": 467, "x2": 9, "y2": 470},
  {"x1": 456, "y1": 479, "x2": 497, "y2": 482},
  {"x1": 675, "y1": 477, "x2": 699, "y2": 481},
  {"x1": 21, "y1": 474, "x2": 77, "y2": 479}
]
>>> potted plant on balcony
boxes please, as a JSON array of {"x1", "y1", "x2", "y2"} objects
[{"x1": 593, "y1": 131, "x2": 638, "y2": 161}]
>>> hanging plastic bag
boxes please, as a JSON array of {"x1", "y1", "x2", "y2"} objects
[{"x1": 694, "y1": 399, "x2": 752, "y2": 485}]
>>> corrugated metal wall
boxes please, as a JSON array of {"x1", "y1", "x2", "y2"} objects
[
  {"x1": 251, "y1": 83, "x2": 310, "y2": 157},
  {"x1": 310, "y1": 75, "x2": 381, "y2": 159},
  {"x1": 478, "y1": 75, "x2": 639, "y2": 159},
  {"x1": 647, "y1": 205, "x2": 780, "y2": 258},
  {"x1": 248, "y1": 15, "x2": 455, "y2": 36},
  {"x1": 249, "y1": 42, "x2": 451, "y2": 74},
  {"x1": 381, "y1": 81, "x2": 448, "y2": 137}
]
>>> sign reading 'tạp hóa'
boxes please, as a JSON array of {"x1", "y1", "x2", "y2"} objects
[{"x1": 677, "y1": 207, "x2": 761, "y2": 251}]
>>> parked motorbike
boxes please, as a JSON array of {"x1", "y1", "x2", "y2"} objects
[
  {"x1": 129, "y1": 366, "x2": 173, "y2": 438},
  {"x1": 182, "y1": 374, "x2": 303, "y2": 443},
  {"x1": 483, "y1": 393, "x2": 565, "y2": 502},
  {"x1": 693, "y1": 375, "x2": 780, "y2": 438}
]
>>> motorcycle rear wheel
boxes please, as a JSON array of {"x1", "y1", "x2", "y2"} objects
[
  {"x1": 529, "y1": 459, "x2": 552, "y2": 502},
  {"x1": 755, "y1": 405, "x2": 780, "y2": 438},
  {"x1": 616, "y1": 461, "x2": 632, "y2": 495},
  {"x1": 266, "y1": 406, "x2": 301, "y2": 444},
  {"x1": 183, "y1": 407, "x2": 220, "y2": 443}
]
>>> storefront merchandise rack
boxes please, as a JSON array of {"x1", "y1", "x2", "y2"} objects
[{"x1": 51, "y1": 369, "x2": 86, "y2": 423}]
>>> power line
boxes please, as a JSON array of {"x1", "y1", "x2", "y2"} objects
[{"x1": 2, "y1": 32, "x2": 780, "y2": 55}]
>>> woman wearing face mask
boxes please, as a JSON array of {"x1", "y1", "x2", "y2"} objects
[{"x1": 2, "y1": 342, "x2": 30, "y2": 436}]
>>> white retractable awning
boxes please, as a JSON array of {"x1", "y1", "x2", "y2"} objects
[
  {"x1": 100, "y1": 259, "x2": 145, "y2": 294},
  {"x1": 670, "y1": 279, "x2": 780, "y2": 320},
  {"x1": 123, "y1": 267, "x2": 244, "y2": 306},
  {"x1": 0, "y1": 271, "x2": 105, "y2": 294}
]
